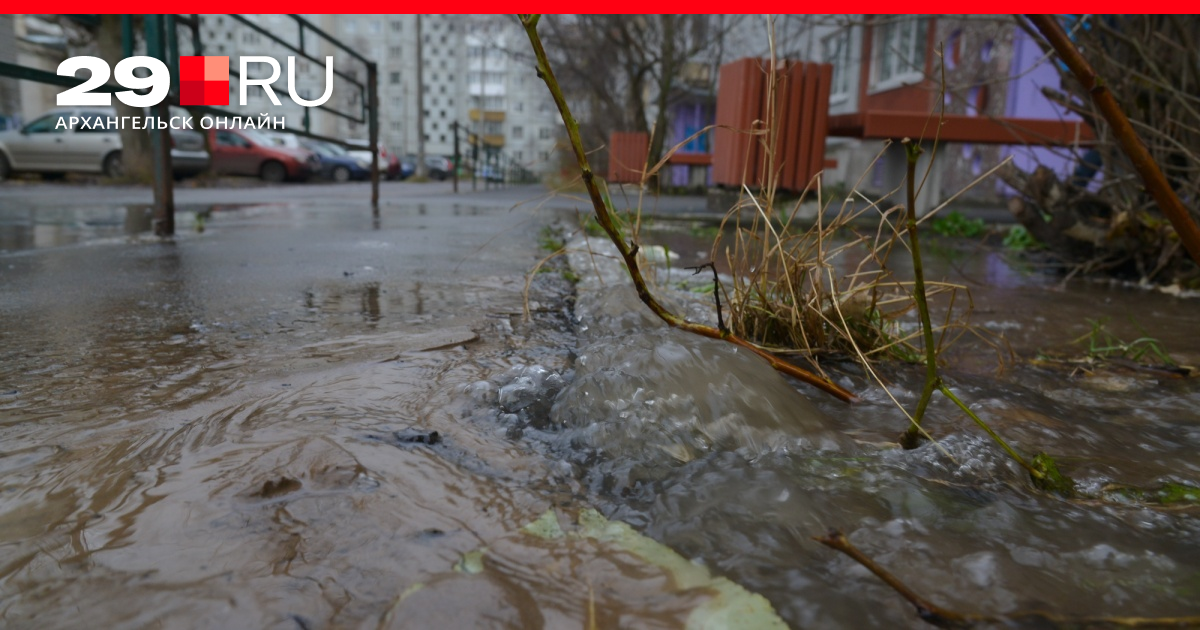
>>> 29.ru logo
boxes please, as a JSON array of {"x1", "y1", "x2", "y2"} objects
[{"x1": 57, "y1": 56, "x2": 334, "y2": 108}]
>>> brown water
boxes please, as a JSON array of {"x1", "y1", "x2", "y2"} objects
[
  {"x1": 1, "y1": 200, "x2": 1199, "y2": 628},
  {"x1": 537, "y1": 226, "x2": 1200, "y2": 627}
]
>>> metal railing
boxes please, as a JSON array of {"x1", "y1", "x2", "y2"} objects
[
  {"x1": 449, "y1": 120, "x2": 539, "y2": 193},
  {"x1": 0, "y1": 14, "x2": 382, "y2": 234}
]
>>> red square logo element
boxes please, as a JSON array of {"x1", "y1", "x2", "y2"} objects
[{"x1": 179, "y1": 56, "x2": 229, "y2": 106}]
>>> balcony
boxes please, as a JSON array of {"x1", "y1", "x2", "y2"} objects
[
  {"x1": 469, "y1": 109, "x2": 506, "y2": 123},
  {"x1": 466, "y1": 133, "x2": 506, "y2": 148}
]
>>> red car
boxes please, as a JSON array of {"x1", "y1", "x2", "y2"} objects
[
  {"x1": 208, "y1": 128, "x2": 318, "y2": 182},
  {"x1": 383, "y1": 147, "x2": 401, "y2": 180}
]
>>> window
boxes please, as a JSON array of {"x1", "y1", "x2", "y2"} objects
[
  {"x1": 822, "y1": 29, "x2": 853, "y2": 103},
  {"x1": 23, "y1": 113, "x2": 68, "y2": 134},
  {"x1": 439, "y1": 134, "x2": 446, "y2": 143},
  {"x1": 391, "y1": 122, "x2": 401, "y2": 131},
  {"x1": 215, "y1": 130, "x2": 249, "y2": 148},
  {"x1": 390, "y1": 72, "x2": 400, "y2": 84},
  {"x1": 539, "y1": 127, "x2": 552, "y2": 139},
  {"x1": 514, "y1": 101, "x2": 523, "y2": 112},
  {"x1": 370, "y1": 21, "x2": 381, "y2": 34},
  {"x1": 391, "y1": 20, "x2": 401, "y2": 32},
  {"x1": 389, "y1": 46, "x2": 401, "y2": 58},
  {"x1": 512, "y1": 126, "x2": 524, "y2": 139},
  {"x1": 440, "y1": 110, "x2": 446, "y2": 118},
  {"x1": 539, "y1": 151, "x2": 549, "y2": 161},
  {"x1": 871, "y1": 17, "x2": 927, "y2": 91}
]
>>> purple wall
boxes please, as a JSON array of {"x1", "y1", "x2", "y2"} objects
[
  {"x1": 666, "y1": 99, "x2": 714, "y2": 187},
  {"x1": 999, "y1": 28, "x2": 1085, "y2": 192}
]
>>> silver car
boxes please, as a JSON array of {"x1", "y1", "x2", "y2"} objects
[{"x1": 0, "y1": 106, "x2": 209, "y2": 181}]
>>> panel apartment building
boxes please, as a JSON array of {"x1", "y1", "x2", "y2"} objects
[{"x1": 197, "y1": 14, "x2": 562, "y2": 173}]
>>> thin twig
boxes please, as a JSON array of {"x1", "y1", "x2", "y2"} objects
[
  {"x1": 685, "y1": 262, "x2": 727, "y2": 334},
  {"x1": 900, "y1": 139, "x2": 942, "y2": 449},
  {"x1": 815, "y1": 529, "x2": 1200, "y2": 628}
]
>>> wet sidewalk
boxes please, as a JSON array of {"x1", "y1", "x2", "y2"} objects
[{"x1": 0, "y1": 188, "x2": 787, "y2": 628}]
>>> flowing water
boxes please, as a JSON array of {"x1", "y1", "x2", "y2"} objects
[{"x1": 1, "y1": 198, "x2": 1198, "y2": 628}]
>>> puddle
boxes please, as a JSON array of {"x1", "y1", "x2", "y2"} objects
[
  {"x1": 2, "y1": 200, "x2": 1198, "y2": 628},
  {"x1": 477, "y1": 225, "x2": 1198, "y2": 627}
]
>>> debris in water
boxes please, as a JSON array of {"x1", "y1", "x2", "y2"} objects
[
  {"x1": 394, "y1": 429, "x2": 442, "y2": 445},
  {"x1": 454, "y1": 548, "x2": 487, "y2": 574},
  {"x1": 254, "y1": 476, "x2": 302, "y2": 499},
  {"x1": 521, "y1": 508, "x2": 788, "y2": 629}
]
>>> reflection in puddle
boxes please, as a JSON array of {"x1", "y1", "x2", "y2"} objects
[{"x1": 0, "y1": 203, "x2": 262, "y2": 252}]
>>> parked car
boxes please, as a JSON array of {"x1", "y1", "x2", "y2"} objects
[
  {"x1": 208, "y1": 127, "x2": 317, "y2": 182},
  {"x1": 475, "y1": 164, "x2": 504, "y2": 183},
  {"x1": 398, "y1": 155, "x2": 416, "y2": 180},
  {"x1": 408, "y1": 154, "x2": 452, "y2": 180},
  {"x1": 299, "y1": 138, "x2": 370, "y2": 182},
  {"x1": 0, "y1": 106, "x2": 209, "y2": 181},
  {"x1": 346, "y1": 139, "x2": 401, "y2": 180}
]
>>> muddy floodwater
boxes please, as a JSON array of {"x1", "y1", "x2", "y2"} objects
[{"x1": 1, "y1": 195, "x2": 1199, "y2": 628}]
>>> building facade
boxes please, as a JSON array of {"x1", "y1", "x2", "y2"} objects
[
  {"x1": 195, "y1": 14, "x2": 561, "y2": 173},
  {"x1": 818, "y1": 15, "x2": 1081, "y2": 210}
]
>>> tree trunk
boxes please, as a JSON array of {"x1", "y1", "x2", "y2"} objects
[
  {"x1": 644, "y1": 15, "x2": 677, "y2": 188},
  {"x1": 96, "y1": 15, "x2": 153, "y2": 183}
]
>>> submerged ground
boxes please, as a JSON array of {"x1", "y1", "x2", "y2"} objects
[{"x1": 0, "y1": 182, "x2": 1197, "y2": 628}]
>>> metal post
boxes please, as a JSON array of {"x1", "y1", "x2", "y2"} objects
[
  {"x1": 415, "y1": 14, "x2": 426, "y2": 178},
  {"x1": 144, "y1": 14, "x2": 174, "y2": 237},
  {"x1": 121, "y1": 15, "x2": 133, "y2": 58},
  {"x1": 190, "y1": 14, "x2": 202, "y2": 55},
  {"x1": 471, "y1": 133, "x2": 477, "y2": 191},
  {"x1": 452, "y1": 121, "x2": 459, "y2": 193},
  {"x1": 166, "y1": 15, "x2": 179, "y2": 96},
  {"x1": 367, "y1": 61, "x2": 379, "y2": 210}
]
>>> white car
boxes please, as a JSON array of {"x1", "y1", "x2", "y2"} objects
[{"x1": 0, "y1": 106, "x2": 209, "y2": 181}]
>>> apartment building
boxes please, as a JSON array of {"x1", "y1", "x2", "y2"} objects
[
  {"x1": 197, "y1": 14, "x2": 560, "y2": 173},
  {"x1": 818, "y1": 15, "x2": 1081, "y2": 208}
]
